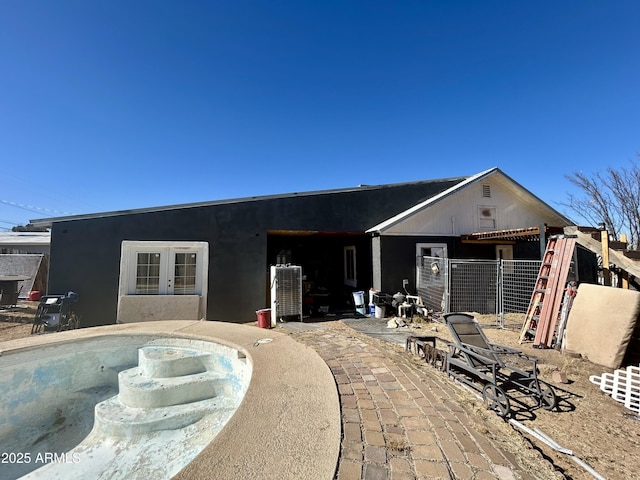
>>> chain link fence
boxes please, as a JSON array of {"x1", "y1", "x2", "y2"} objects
[{"x1": 416, "y1": 256, "x2": 543, "y2": 328}]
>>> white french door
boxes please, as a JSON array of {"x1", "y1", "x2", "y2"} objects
[
  {"x1": 120, "y1": 241, "x2": 207, "y2": 296},
  {"x1": 130, "y1": 248, "x2": 200, "y2": 295},
  {"x1": 117, "y1": 241, "x2": 209, "y2": 323}
]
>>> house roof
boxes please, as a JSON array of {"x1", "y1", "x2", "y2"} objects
[
  {"x1": 0, "y1": 232, "x2": 51, "y2": 245},
  {"x1": 30, "y1": 168, "x2": 571, "y2": 232},
  {"x1": 366, "y1": 167, "x2": 573, "y2": 234},
  {"x1": 29, "y1": 175, "x2": 469, "y2": 227},
  {"x1": 0, "y1": 254, "x2": 44, "y2": 296}
]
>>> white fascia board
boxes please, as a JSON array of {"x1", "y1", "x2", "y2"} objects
[{"x1": 366, "y1": 167, "x2": 497, "y2": 234}]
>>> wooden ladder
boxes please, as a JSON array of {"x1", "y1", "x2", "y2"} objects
[{"x1": 519, "y1": 235, "x2": 576, "y2": 347}]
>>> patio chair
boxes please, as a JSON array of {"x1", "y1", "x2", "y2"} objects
[
  {"x1": 443, "y1": 313, "x2": 556, "y2": 417},
  {"x1": 31, "y1": 292, "x2": 80, "y2": 334}
]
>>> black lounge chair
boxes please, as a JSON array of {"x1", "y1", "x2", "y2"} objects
[
  {"x1": 31, "y1": 292, "x2": 80, "y2": 334},
  {"x1": 443, "y1": 313, "x2": 556, "y2": 417}
]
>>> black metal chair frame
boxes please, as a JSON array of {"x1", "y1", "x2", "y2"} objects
[
  {"x1": 31, "y1": 293, "x2": 80, "y2": 334},
  {"x1": 443, "y1": 313, "x2": 556, "y2": 417}
]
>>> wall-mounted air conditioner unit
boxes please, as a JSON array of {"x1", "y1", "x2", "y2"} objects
[{"x1": 270, "y1": 265, "x2": 303, "y2": 326}]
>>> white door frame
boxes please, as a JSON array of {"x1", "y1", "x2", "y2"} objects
[
  {"x1": 415, "y1": 242, "x2": 448, "y2": 288},
  {"x1": 344, "y1": 245, "x2": 357, "y2": 287},
  {"x1": 496, "y1": 245, "x2": 513, "y2": 260},
  {"x1": 118, "y1": 240, "x2": 209, "y2": 318}
]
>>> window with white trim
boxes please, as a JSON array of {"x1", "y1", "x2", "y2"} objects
[
  {"x1": 478, "y1": 206, "x2": 497, "y2": 231},
  {"x1": 120, "y1": 241, "x2": 208, "y2": 296},
  {"x1": 416, "y1": 243, "x2": 447, "y2": 288},
  {"x1": 344, "y1": 245, "x2": 357, "y2": 287}
]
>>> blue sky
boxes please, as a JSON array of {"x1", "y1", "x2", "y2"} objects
[{"x1": 1, "y1": 1, "x2": 638, "y2": 230}]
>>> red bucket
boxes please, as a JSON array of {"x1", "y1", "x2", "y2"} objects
[
  {"x1": 28, "y1": 290, "x2": 42, "y2": 301},
  {"x1": 256, "y1": 308, "x2": 271, "y2": 329}
]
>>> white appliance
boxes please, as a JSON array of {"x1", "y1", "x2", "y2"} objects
[{"x1": 270, "y1": 265, "x2": 303, "y2": 326}]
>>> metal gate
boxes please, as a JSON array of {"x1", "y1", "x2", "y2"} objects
[
  {"x1": 416, "y1": 256, "x2": 542, "y2": 327},
  {"x1": 448, "y1": 259, "x2": 499, "y2": 315}
]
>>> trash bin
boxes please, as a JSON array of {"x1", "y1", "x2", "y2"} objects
[
  {"x1": 352, "y1": 291, "x2": 366, "y2": 315},
  {"x1": 256, "y1": 309, "x2": 271, "y2": 329}
]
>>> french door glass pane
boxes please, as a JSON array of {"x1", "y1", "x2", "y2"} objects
[
  {"x1": 136, "y1": 252, "x2": 161, "y2": 294},
  {"x1": 174, "y1": 252, "x2": 197, "y2": 295}
]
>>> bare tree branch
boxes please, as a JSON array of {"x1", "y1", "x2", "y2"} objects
[{"x1": 562, "y1": 155, "x2": 640, "y2": 249}]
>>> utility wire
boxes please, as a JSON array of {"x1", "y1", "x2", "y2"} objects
[{"x1": 0, "y1": 199, "x2": 76, "y2": 217}]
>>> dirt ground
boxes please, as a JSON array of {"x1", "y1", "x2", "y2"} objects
[
  {"x1": 0, "y1": 301, "x2": 37, "y2": 340},
  {"x1": 423, "y1": 312, "x2": 640, "y2": 480},
  {"x1": 2, "y1": 304, "x2": 639, "y2": 479}
]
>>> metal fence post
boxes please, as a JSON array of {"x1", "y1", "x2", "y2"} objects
[
  {"x1": 444, "y1": 257, "x2": 450, "y2": 313},
  {"x1": 498, "y1": 260, "x2": 504, "y2": 328}
]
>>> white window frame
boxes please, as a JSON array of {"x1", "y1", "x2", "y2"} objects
[
  {"x1": 477, "y1": 205, "x2": 497, "y2": 231},
  {"x1": 119, "y1": 241, "x2": 208, "y2": 298},
  {"x1": 416, "y1": 242, "x2": 448, "y2": 288},
  {"x1": 344, "y1": 245, "x2": 357, "y2": 287}
]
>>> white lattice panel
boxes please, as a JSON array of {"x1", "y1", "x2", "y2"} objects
[{"x1": 590, "y1": 365, "x2": 640, "y2": 415}]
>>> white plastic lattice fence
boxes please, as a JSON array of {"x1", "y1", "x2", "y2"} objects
[{"x1": 589, "y1": 365, "x2": 640, "y2": 415}]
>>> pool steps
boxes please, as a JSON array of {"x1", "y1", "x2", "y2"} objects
[{"x1": 94, "y1": 346, "x2": 234, "y2": 436}]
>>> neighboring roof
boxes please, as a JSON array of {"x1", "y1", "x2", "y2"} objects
[
  {"x1": 30, "y1": 175, "x2": 469, "y2": 227},
  {"x1": 0, "y1": 232, "x2": 51, "y2": 245},
  {"x1": 0, "y1": 275, "x2": 31, "y2": 281},
  {"x1": 366, "y1": 167, "x2": 573, "y2": 234},
  {"x1": 0, "y1": 254, "x2": 44, "y2": 296}
]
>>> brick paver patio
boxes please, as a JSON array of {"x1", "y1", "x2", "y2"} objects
[{"x1": 284, "y1": 320, "x2": 562, "y2": 480}]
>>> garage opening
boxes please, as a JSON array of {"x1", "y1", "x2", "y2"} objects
[{"x1": 266, "y1": 230, "x2": 371, "y2": 317}]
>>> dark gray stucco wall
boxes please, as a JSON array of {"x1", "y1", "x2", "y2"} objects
[{"x1": 48, "y1": 180, "x2": 461, "y2": 326}]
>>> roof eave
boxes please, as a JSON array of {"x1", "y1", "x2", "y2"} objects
[
  {"x1": 366, "y1": 167, "x2": 497, "y2": 234},
  {"x1": 29, "y1": 176, "x2": 471, "y2": 227}
]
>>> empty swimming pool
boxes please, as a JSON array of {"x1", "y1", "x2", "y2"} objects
[
  {"x1": 0, "y1": 321, "x2": 340, "y2": 480},
  {"x1": 1, "y1": 335, "x2": 250, "y2": 479}
]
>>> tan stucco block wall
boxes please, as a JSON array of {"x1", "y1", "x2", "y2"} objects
[
  {"x1": 565, "y1": 283, "x2": 640, "y2": 369},
  {"x1": 117, "y1": 295, "x2": 201, "y2": 323}
]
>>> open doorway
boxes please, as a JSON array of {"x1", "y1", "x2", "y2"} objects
[{"x1": 267, "y1": 231, "x2": 371, "y2": 316}]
